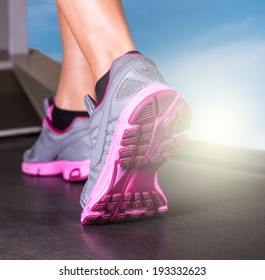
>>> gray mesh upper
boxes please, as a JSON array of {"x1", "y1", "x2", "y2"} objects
[
  {"x1": 80, "y1": 54, "x2": 166, "y2": 208},
  {"x1": 23, "y1": 99, "x2": 91, "y2": 163}
]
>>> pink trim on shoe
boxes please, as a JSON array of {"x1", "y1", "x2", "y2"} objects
[
  {"x1": 22, "y1": 159, "x2": 90, "y2": 182},
  {"x1": 46, "y1": 104, "x2": 54, "y2": 120}
]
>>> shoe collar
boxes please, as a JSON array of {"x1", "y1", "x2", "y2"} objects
[{"x1": 43, "y1": 96, "x2": 55, "y2": 120}]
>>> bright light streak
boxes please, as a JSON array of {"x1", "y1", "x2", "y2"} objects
[{"x1": 189, "y1": 102, "x2": 244, "y2": 148}]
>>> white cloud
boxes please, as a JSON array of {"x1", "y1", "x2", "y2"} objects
[
  {"x1": 223, "y1": 16, "x2": 258, "y2": 31},
  {"x1": 196, "y1": 16, "x2": 258, "y2": 46},
  {"x1": 174, "y1": 39, "x2": 265, "y2": 94}
]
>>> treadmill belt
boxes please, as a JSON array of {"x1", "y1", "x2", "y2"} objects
[
  {"x1": 0, "y1": 70, "x2": 40, "y2": 136},
  {"x1": 0, "y1": 136, "x2": 265, "y2": 260}
]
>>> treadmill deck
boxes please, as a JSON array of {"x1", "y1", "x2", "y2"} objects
[{"x1": 0, "y1": 136, "x2": 264, "y2": 260}]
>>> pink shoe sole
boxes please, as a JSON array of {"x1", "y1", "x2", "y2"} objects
[
  {"x1": 81, "y1": 83, "x2": 191, "y2": 224},
  {"x1": 22, "y1": 159, "x2": 90, "y2": 182}
]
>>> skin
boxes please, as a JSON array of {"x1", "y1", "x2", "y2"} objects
[
  {"x1": 55, "y1": 0, "x2": 136, "y2": 108},
  {"x1": 55, "y1": 9, "x2": 95, "y2": 110}
]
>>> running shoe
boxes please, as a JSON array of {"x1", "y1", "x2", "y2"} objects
[
  {"x1": 22, "y1": 97, "x2": 91, "y2": 182},
  {"x1": 80, "y1": 53, "x2": 191, "y2": 224}
]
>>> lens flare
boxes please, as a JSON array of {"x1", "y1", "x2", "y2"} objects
[{"x1": 190, "y1": 103, "x2": 243, "y2": 147}]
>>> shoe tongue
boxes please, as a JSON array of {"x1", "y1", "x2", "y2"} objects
[
  {"x1": 43, "y1": 97, "x2": 54, "y2": 120},
  {"x1": 84, "y1": 95, "x2": 96, "y2": 116}
]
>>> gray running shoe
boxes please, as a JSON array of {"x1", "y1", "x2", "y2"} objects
[
  {"x1": 22, "y1": 97, "x2": 91, "y2": 181},
  {"x1": 80, "y1": 53, "x2": 191, "y2": 224}
]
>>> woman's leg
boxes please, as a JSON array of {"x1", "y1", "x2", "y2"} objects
[
  {"x1": 55, "y1": 8, "x2": 96, "y2": 109},
  {"x1": 21, "y1": 8, "x2": 94, "y2": 181},
  {"x1": 56, "y1": 0, "x2": 135, "y2": 83}
]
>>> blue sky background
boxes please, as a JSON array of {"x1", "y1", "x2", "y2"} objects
[{"x1": 27, "y1": 0, "x2": 265, "y2": 150}]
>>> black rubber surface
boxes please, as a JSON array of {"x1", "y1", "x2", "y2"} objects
[{"x1": 0, "y1": 136, "x2": 265, "y2": 260}]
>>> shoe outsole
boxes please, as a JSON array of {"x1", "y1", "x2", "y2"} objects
[
  {"x1": 81, "y1": 83, "x2": 191, "y2": 224},
  {"x1": 22, "y1": 160, "x2": 90, "y2": 182}
]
